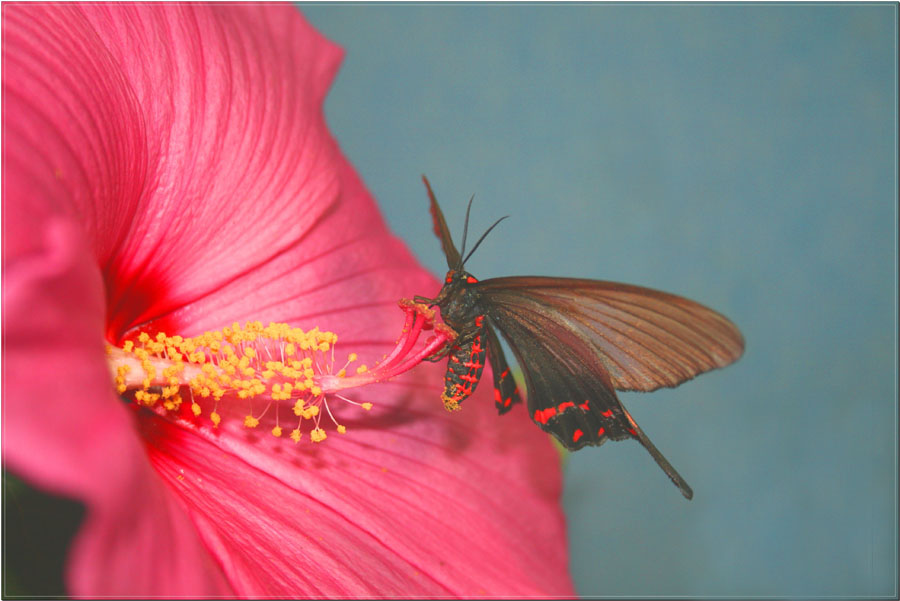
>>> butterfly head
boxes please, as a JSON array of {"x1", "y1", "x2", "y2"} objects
[{"x1": 430, "y1": 269, "x2": 479, "y2": 307}]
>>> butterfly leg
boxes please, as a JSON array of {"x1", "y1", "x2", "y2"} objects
[{"x1": 423, "y1": 343, "x2": 453, "y2": 362}]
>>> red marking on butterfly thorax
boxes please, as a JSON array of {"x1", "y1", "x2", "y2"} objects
[
  {"x1": 474, "y1": 315, "x2": 485, "y2": 327},
  {"x1": 466, "y1": 275, "x2": 478, "y2": 284}
]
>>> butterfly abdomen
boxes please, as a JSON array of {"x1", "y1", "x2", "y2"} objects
[{"x1": 440, "y1": 316, "x2": 487, "y2": 411}]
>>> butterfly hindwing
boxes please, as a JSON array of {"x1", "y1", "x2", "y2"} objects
[
  {"x1": 482, "y1": 321, "x2": 522, "y2": 415},
  {"x1": 482, "y1": 283, "x2": 696, "y2": 498}
]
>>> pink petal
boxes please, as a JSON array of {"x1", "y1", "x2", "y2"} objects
[
  {"x1": 3, "y1": 3, "x2": 575, "y2": 597},
  {"x1": 1, "y1": 217, "x2": 232, "y2": 596},
  {"x1": 144, "y1": 370, "x2": 571, "y2": 597}
]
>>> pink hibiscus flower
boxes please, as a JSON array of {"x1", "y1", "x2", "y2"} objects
[{"x1": 2, "y1": 4, "x2": 574, "y2": 598}]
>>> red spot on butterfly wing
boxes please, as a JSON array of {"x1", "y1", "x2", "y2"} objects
[
  {"x1": 601, "y1": 409, "x2": 614, "y2": 418},
  {"x1": 557, "y1": 401, "x2": 575, "y2": 412},
  {"x1": 533, "y1": 407, "x2": 558, "y2": 425},
  {"x1": 597, "y1": 427, "x2": 606, "y2": 436},
  {"x1": 573, "y1": 429, "x2": 584, "y2": 443},
  {"x1": 579, "y1": 400, "x2": 590, "y2": 411}
]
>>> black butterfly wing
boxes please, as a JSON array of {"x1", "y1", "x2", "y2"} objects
[
  {"x1": 477, "y1": 276, "x2": 743, "y2": 499},
  {"x1": 422, "y1": 175, "x2": 461, "y2": 269},
  {"x1": 482, "y1": 296, "x2": 695, "y2": 498},
  {"x1": 477, "y1": 276, "x2": 744, "y2": 392},
  {"x1": 482, "y1": 321, "x2": 523, "y2": 415}
]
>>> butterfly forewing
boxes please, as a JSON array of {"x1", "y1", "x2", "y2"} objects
[
  {"x1": 423, "y1": 175, "x2": 461, "y2": 269},
  {"x1": 476, "y1": 276, "x2": 744, "y2": 392}
]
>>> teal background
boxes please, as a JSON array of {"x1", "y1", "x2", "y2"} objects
[{"x1": 303, "y1": 3, "x2": 897, "y2": 598}]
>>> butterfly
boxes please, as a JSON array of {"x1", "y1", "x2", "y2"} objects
[{"x1": 414, "y1": 176, "x2": 745, "y2": 499}]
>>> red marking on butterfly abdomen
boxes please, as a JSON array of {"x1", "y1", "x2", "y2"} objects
[{"x1": 442, "y1": 331, "x2": 487, "y2": 408}]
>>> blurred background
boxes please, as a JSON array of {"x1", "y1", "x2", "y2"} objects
[{"x1": 302, "y1": 4, "x2": 896, "y2": 598}]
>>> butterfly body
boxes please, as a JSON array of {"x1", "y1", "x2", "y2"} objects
[
  {"x1": 428, "y1": 269, "x2": 522, "y2": 414},
  {"x1": 417, "y1": 176, "x2": 745, "y2": 499}
]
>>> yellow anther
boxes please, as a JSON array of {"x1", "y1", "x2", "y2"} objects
[
  {"x1": 362, "y1": 402, "x2": 373, "y2": 411},
  {"x1": 110, "y1": 319, "x2": 372, "y2": 445},
  {"x1": 337, "y1": 425, "x2": 347, "y2": 434}
]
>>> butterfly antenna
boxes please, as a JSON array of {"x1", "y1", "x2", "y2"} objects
[
  {"x1": 463, "y1": 215, "x2": 509, "y2": 266},
  {"x1": 457, "y1": 194, "x2": 476, "y2": 269}
]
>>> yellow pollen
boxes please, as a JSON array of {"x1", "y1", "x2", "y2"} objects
[{"x1": 106, "y1": 309, "x2": 436, "y2": 446}]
